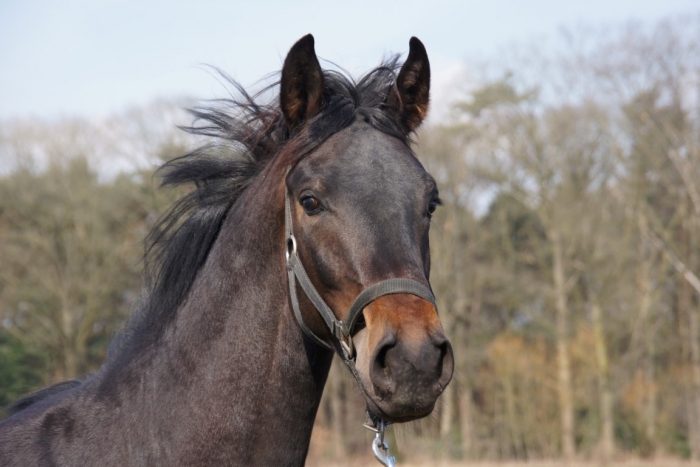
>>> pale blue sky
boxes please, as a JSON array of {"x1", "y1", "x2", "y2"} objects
[{"x1": 1, "y1": 0, "x2": 697, "y2": 120}]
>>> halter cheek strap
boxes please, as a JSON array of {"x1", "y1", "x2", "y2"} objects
[{"x1": 284, "y1": 191, "x2": 437, "y2": 361}]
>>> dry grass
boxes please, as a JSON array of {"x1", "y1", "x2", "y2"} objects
[
  {"x1": 307, "y1": 424, "x2": 700, "y2": 466},
  {"x1": 311, "y1": 460, "x2": 700, "y2": 467}
]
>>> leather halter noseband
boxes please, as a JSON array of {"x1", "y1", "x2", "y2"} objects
[{"x1": 284, "y1": 190, "x2": 437, "y2": 363}]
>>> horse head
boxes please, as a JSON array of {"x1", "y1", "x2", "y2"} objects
[{"x1": 280, "y1": 34, "x2": 454, "y2": 423}]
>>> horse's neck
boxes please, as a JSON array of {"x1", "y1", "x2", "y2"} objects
[{"x1": 113, "y1": 205, "x2": 333, "y2": 464}]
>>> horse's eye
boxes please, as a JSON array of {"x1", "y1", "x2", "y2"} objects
[
  {"x1": 428, "y1": 199, "x2": 441, "y2": 217},
  {"x1": 301, "y1": 196, "x2": 322, "y2": 215}
]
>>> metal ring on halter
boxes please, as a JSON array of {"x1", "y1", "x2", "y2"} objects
[
  {"x1": 339, "y1": 332, "x2": 355, "y2": 360},
  {"x1": 332, "y1": 320, "x2": 355, "y2": 360},
  {"x1": 285, "y1": 234, "x2": 297, "y2": 262}
]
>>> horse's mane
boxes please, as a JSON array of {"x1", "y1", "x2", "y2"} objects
[
  {"x1": 4, "y1": 380, "x2": 83, "y2": 417},
  {"x1": 5, "y1": 56, "x2": 411, "y2": 416},
  {"x1": 111, "y1": 57, "x2": 409, "y2": 359}
]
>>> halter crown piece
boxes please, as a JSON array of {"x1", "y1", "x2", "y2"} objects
[{"x1": 284, "y1": 189, "x2": 437, "y2": 467}]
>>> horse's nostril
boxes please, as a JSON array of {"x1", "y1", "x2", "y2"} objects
[
  {"x1": 369, "y1": 334, "x2": 397, "y2": 399},
  {"x1": 431, "y1": 332, "x2": 448, "y2": 348},
  {"x1": 437, "y1": 339, "x2": 454, "y2": 392},
  {"x1": 435, "y1": 342, "x2": 447, "y2": 375},
  {"x1": 377, "y1": 345, "x2": 389, "y2": 374}
]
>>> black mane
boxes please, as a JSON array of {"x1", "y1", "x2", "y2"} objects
[{"x1": 112, "y1": 57, "x2": 409, "y2": 359}]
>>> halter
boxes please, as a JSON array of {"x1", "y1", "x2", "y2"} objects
[{"x1": 284, "y1": 189, "x2": 436, "y2": 466}]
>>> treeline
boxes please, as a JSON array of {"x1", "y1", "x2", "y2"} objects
[
  {"x1": 0, "y1": 102, "x2": 191, "y2": 408},
  {"x1": 2, "y1": 16, "x2": 700, "y2": 463},
  {"x1": 319, "y1": 16, "x2": 700, "y2": 462}
]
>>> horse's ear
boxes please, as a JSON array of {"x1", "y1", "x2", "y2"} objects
[
  {"x1": 386, "y1": 37, "x2": 431, "y2": 133},
  {"x1": 280, "y1": 34, "x2": 325, "y2": 128}
]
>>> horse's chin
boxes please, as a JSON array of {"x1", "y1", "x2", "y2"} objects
[{"x1": 363, "y1": 394, "x2": 436, "y2": 424}]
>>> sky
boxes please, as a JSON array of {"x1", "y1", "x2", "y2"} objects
[{"x1": 1, "y1": 0, "x2": 698, "y2": 121}]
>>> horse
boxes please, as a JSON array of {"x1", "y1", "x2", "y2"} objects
[{"x1": 0, "y1": 34, "x2": 454, "y2": 466}]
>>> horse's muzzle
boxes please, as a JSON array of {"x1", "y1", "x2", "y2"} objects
[{"x1": 359, "y1": 294, "x2": 454, "y2": 422}]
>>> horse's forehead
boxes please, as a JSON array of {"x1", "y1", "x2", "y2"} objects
[{"x1": 307, "y1": 122, "x2": 425, "y2": 181}]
